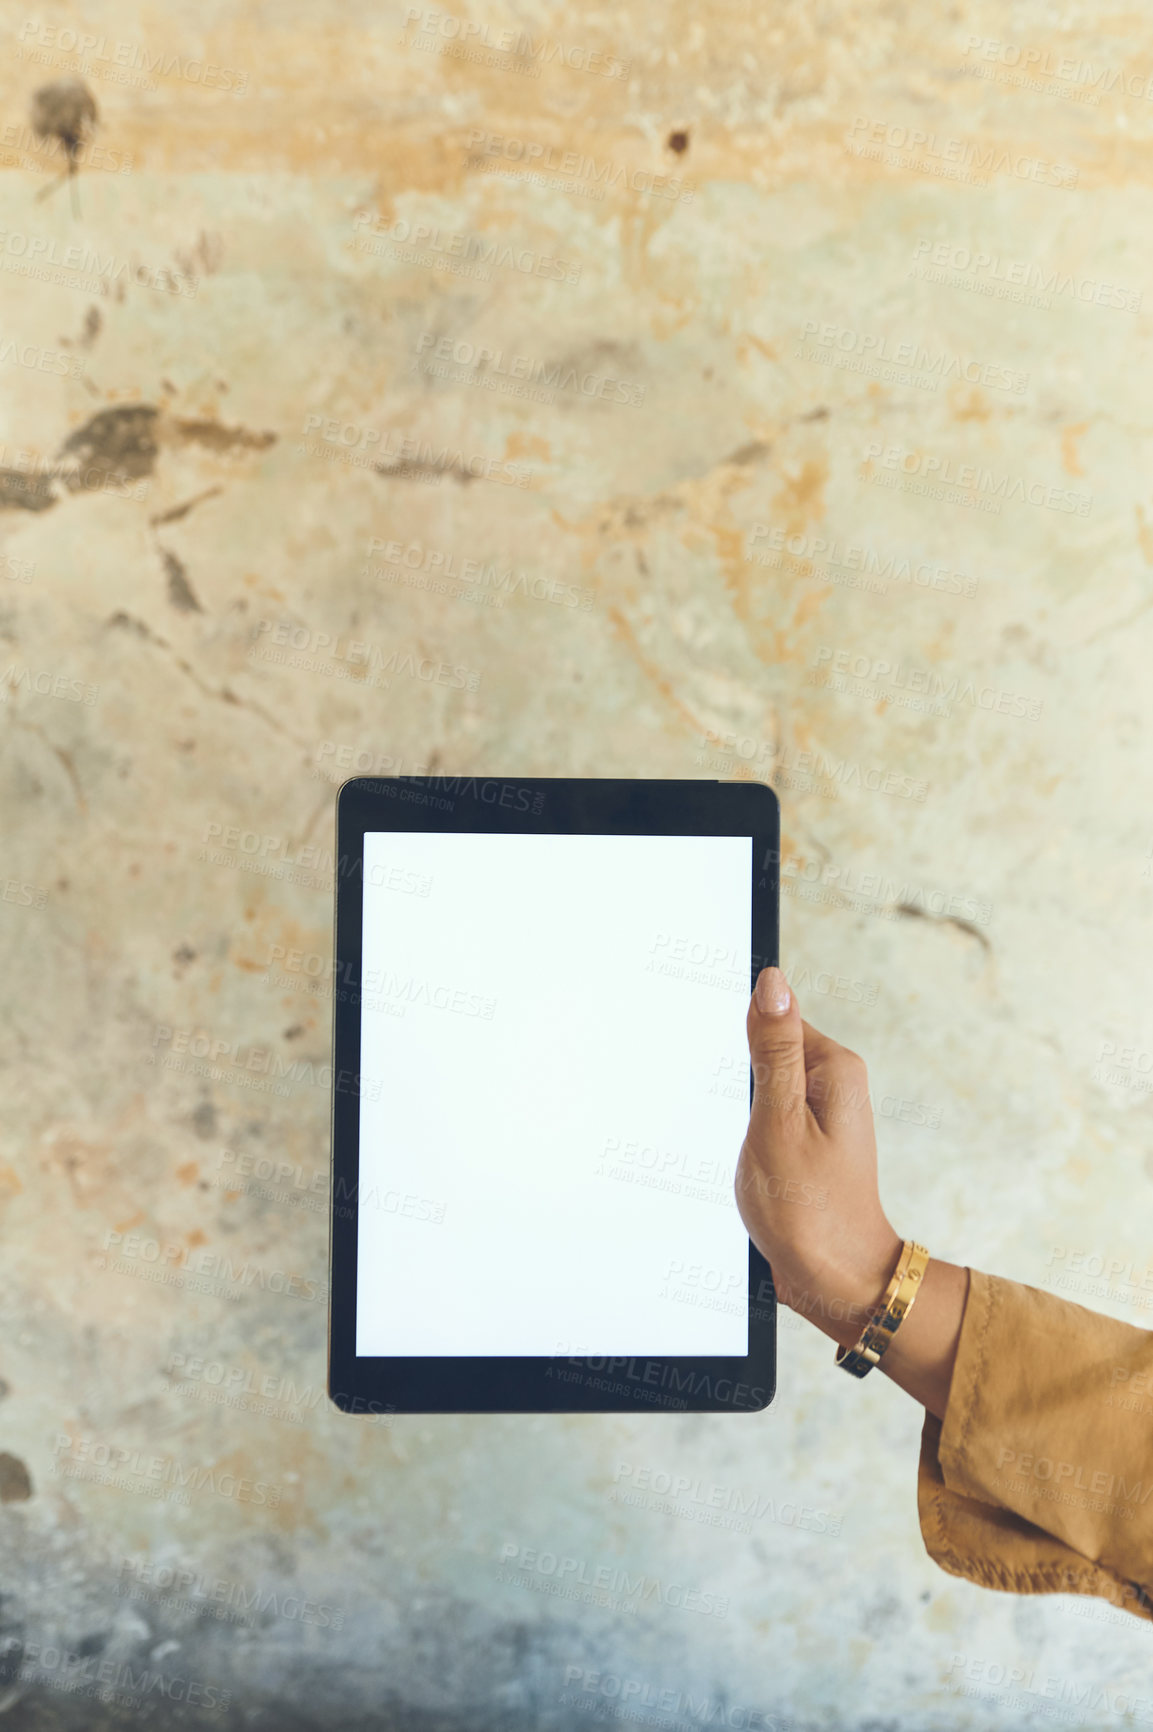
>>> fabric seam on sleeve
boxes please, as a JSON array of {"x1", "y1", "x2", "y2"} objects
[
  {"x1": 947, "y1": 1266, "x2": 995, "y2": 1478},
  {"x1": 927, "y1": 1481, "x2": 1152, "y2": 1617}
]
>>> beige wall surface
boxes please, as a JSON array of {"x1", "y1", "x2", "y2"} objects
[{"x1": 1, "y1": 2, "x2": 1152, "y2": 1726}]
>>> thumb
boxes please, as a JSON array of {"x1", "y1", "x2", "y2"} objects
[{"x1": 746, "y1": 966, "x2": 808, "y2": 1140}]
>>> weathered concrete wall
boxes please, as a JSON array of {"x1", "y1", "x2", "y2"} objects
[{"x1": 1, "y1": 1, "x2": 1152, "y2": 1724}]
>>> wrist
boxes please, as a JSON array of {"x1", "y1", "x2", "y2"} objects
[{"x1": 782, "y1": 1233, "x2": 905, "y2": 1350}]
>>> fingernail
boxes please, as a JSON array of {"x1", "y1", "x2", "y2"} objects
[{"x1": 755, "y1": 966, "x2": 790, "y2": 1016}]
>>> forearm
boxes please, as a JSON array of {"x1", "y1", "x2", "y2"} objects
[
  {"x1": 790, "y1": 1253, "x2": 971, "y2": 1422},
  {"x1": 739, "y1": 970, "x2": 1153, "y2": 1613},
  {"x1": 878, "y1": 1259, "x2": 970, "y2": 1420}
]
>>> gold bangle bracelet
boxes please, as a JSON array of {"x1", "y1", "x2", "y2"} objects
[{"x1": 835, "y1": 1240, "x2": 930, "y2": 1379}]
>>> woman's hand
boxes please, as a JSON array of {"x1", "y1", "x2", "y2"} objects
[
  {"x1": 734, "y1": 966, "x2": 903, "y2": 1347},
  {"x1": 735, "y1": 966, "x2": 970, "y2": 1418}
]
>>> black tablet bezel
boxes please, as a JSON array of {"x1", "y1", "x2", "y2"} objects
[{"x1": 328, "y1": 776, "x2": 779, "y2": 1415}]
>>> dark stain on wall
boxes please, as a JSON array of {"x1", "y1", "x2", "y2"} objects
[
  {"x1": 0, "y1": 1453, "x2": 32, "y2": 1501},
  {"x1": 58, "y1": 405, "x2": 160, "y2": 490}
]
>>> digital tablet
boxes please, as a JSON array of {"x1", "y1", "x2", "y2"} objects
[{"x1": 327, "y1": 776, "x2": 779, "y2": 1415}]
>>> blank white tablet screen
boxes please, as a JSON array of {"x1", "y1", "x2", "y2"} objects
[{"x1": 355, "y1": 831, "x2": 752, "y2": 1357}]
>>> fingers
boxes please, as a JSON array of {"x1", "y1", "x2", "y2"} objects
[{"x1": 804, "y1": 1044, "x2": 871, "y2": 1135}]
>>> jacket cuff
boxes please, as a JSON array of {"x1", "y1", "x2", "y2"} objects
[
  {"x1": 918, "y1": 1410, "x2": 1152, "y2": 1620},
  {"x1": 917, "y1": 1267, "x2": 1153, "y2": 1621}
]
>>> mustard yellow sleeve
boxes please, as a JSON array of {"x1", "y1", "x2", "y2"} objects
[{"x1": 916, "y1": 1267, "x2": 1153, "y2": 1623}]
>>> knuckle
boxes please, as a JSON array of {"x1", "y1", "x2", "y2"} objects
[{"x1": 752, "y1": 1086, "x2": 806, "y2": 1131}]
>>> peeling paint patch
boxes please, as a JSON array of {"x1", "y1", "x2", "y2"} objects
[
  {"x1": 30, "y1": 76, "x2": 98, "y2": 187},
  {"x1": 150, "y1": 486, "x2": 224, "y2": 526},
  {"x1": 725, "y1": 440, "x2": 771, "y2": 466},
  {"x1": 894, "y1": 901, "x2": 991, "y2": 952},
  {"x1": 192, "y1": 1100, "x2": 218, "y2": 1139},
  {"x1": 0, "y1": 1453, "x2": 33, "y2": 1502},
  {"x1": 105, "y1": 610, "x2": 156, "y2": 639},
  {"x1": 57, "y1": 405, "x2": 159, "y2": 490},
  {"x1": 771, "y1": 454, "x2": 828, "y2": 535},
  {"x1": 171, "y1": 418, "x2": 277, "y2": 453},
  {"x1": 162, "y1": 548, "x2": 203, "y2": 613}
]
